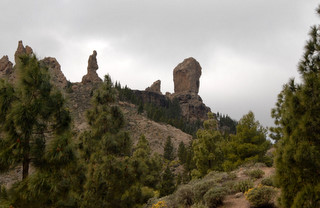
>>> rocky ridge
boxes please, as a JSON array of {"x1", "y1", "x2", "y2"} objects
[{"x1": 0, "y1": 40, "x2": 211, "y2": 188}]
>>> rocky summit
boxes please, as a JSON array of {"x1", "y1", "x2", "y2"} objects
[
  {"x1": 82, "y1": 50, "x2": 102, "y2": 84},
  {"x1": 173, "y1": 57, "x2": 201, "y2": 94}
]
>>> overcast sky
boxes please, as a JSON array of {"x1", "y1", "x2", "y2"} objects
[{"x1": 1, "y1": 0, "x2": 319, "y2": 128}]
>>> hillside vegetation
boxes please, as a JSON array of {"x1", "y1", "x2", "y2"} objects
[{"x1": 1, "y1": 4, "x2": 320, "y2": 208}]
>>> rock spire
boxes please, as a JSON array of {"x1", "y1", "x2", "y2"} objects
[
  {"x1": 82, "y1": 50, "x2": 102, "y2": 84},
  {"x1": 173, "y1": 57, "x2": 201, "y2": 94}
]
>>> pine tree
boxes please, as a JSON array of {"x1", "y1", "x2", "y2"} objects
[
  {"x1": 178, "y1": 141, "x2": 187, "y2": 164},
  {"x1": 80, "y1": 75, "x2": 149, "y2": 208},
  {"x1": 0, "y1": 54, "x2": 80, "y2": 207},
  {"x1": 0, "y1": 54, "x2": 72, "y2": 178},
  {"x1": 192, "y1": 112, "x2": 224, "y2": 177},
  {"x1": 163, "y1": 136, "x2": 174, "y2": 161},
  {"x1": 232, "y1": 111, "x2": 270, "y2": 165},
  {"x1": 131, "y1": 134, "x2": 162, "y2": 189},
  {"x1": 271, "y1": 6, "x2": 320, "y2": 207},
  {"x1": 159, "y1": 166, "x2": 175, "y2": 197}
]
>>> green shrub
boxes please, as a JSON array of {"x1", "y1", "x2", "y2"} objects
[
  {"x1": 175, "y1": 185, "x2": 194, "y2": 206},
  {"x1": 203, "y1": 186, "x2": 227, "y2": 208},
  {"x1": 245, "y1": 185, "x2": 277, "y2": 208},
  {"x1": 191, "y1": 203, "x2": 207, "y2": 208},
  {"x1": 192, "y1": 180, "x2": 216, "y2": 203},
  {"x1": 261, "y1": 177, "x2": 274, "y2": 187},
  {"x1": 233, "y1": 179, "x2": 254, "y2": 193},
  {"x1": 244, "y1": 169, "x2": 265, "y2": 179},
  {"x1": 262, "y1": 156, "x2": 273, "y2": 167},
  {"x1": 227, "y1": 172, "x2": 237, "y2": 180},
  {"x1": 141, "y1": 186, "x2": 155, "y2": 202}
]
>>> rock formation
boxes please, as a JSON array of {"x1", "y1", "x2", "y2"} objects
[
  {"x1": 0, "y1": 56, "x2": 13, "y2": 77},
  {"x1": 81, "y1": 50, "x2": 102, "y2": 84},
  {"x1": 173, "y1": 57, "x2": 201, "y2": 94},
  {"x1": 145, "y1": 80, "x2": 161, "y2": 94},
  {"x1": 169, "y1": 92, "x2": 210, "y2": 122},
  {"x1": 14, "y1": 40, "x2": 33, "y2": 64},
  {"x1": 170, "y1": 57, "x2": 209, "y2": 122},
  {"x1": 41, "y1": 57, "x2": 68, "y2": 90}
]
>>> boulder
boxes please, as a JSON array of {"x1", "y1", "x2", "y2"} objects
[
  {"x1": 145, "y1": 80, "x2": 161, "y2": 94},
  {"x1": 82, "y1": 50, "x2": 102, "y2": 84},
  {"x1": 173, "y1": 57, "x2": 201, "y2": 94}
]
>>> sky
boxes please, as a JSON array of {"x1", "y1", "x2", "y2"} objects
[{"x1": 1, "y1": 0, "x2": 319, "y2": 128}]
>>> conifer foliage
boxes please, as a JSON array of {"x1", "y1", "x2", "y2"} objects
[
  {"x1": 271, "y1": 6, "x2": 320, "y2": 207},
  {"x1": 0, "y1": 54, "x2": 77, "y2": 207}
]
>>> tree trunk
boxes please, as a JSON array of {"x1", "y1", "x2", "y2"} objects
[
  {"x1": 22, "y1": 137, "x2": 30, "y2": 179},
  {"x1": 22, "y1": 153, "x2": 29, "y2": 179}
]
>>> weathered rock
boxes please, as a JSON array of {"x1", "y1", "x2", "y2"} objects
[
  {"x1": 82, "y1": 50, "x2": 102, "y2": 84},
  {"x1": 134, "y1": 90, "x2": 168, "y2": 107},
  {"x1": 173, "y1": 57, "x2": 201, "y2": 94},
  {"x1": 41, "y1": 57, "x2": 68, "y2": 90},
  {"x1": 14, "y1": 41, "x2": 34, "y2": 65},
  {"x1": 145, "y1": 80, "x2": 161, "y2": 94},
  {"x1": 14, "y1": 40, "x2": 26, "y2": 64},
  {"x1": 0, "y1": 55, "x2": 14, "y2": 77},
  {"x1": 169, "y1": 92, "x2": 210, "y2": 122},
  {"x1": 25, "y1": 45, "x2": 33, "y2": 55}
]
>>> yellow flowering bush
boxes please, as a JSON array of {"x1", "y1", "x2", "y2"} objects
[
  {"x1": 152, "y1": 201, "x2": 167, "y2": 208},
  {"x1": 245, "y1": 185, "x2": 276, "y2": 207}
]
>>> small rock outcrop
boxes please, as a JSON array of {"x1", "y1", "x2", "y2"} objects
[
  {"x1": 0, "y1": 56, "x2": 13, "y2": 77},
  {"x1": 41, "y1": 57, "x2": 68, "y2": 90},
  {"x1": 14, "y1": 40, "x2": 33, "y2": 64},
  {"x1": 82, "y1": 50, "x2": 102, "y2": 84},
  {"x1": 173, "y1": 57, "x2": 201, "y2": 94},
  {"x1": 145, "y1": 80, "x2": 161, "y2": 94}
]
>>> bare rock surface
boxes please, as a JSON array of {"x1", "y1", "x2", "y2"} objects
[
  {"x1": 173, "y1": 57, "x2": 201, "y2": 94},
  {"x1": 0, "y1": 55, "x2": 13, "y2": 77},
  {"x1": 146, "y1": 80, "x2": 161, "y2": 94},
  {"x1": 169, "y1": 92, "x2": 211, "y2": 122},
  {"x1": 82, "y1": 50, "x2": 102, "y2": 84},
  {"x1": 14, "y1": 40, "x2": 33, "y2": 65},
  {"x1": 41, "y1": 57, "x2": 68, "y2": 90}
]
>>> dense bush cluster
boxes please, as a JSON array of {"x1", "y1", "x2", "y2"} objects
[
  {"x1": 244, "y1": 169, "x2": 265, "y2": 179},
  {"x1": 245, "y1": 185, "x2": 277, "y2": 208}
]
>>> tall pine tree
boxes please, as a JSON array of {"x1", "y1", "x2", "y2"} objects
[
  {"x1": 271, "y1": 5, "x2": 320, "y2": 207},
  {"x1": 0, "y1": 54, "x2": 79, "y2": 207},
  {"x1": 0, "y1": 54, "x2": 71, "y2": 179},
  {"x1": 79, "y1": 75, "x2": 147, "y2": 208},
  {"x1": 192, "y1": 112, "x2": 224, "y2": 177}
]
